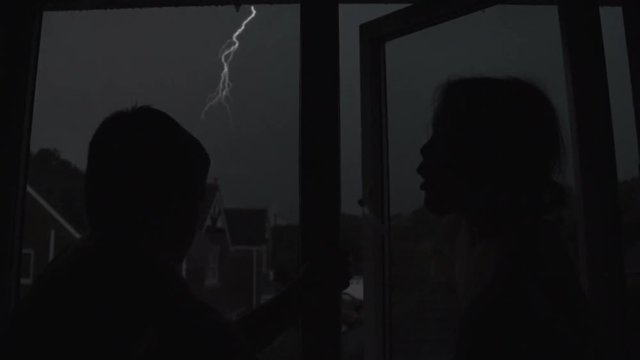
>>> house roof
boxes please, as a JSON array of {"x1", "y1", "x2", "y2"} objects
[
  {"x1": 26, "y1": 185, "x2": 82, "y2": 239},
  {"x1": 199, "y1": 181, "x2": 268, "y2": 249}
]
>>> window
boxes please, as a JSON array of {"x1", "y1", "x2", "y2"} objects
[
  {"x1": 48, "y1": 229, "x2": 55, "y2": 262},
  {"x1": 21, "y1": 5, "x2": 301, "y2": 359},
  {"x1": 4, "y1": 2, "x2": 634, "y2": 360},
  {"x1": 204, "y1": 244, "x2": 220, "y2": 287},
  {"x1": 20, "y1": 249, "x2": 34, "y2": 286},
  {"x1": 382, "y1": 6, "x2": 579, "y2": 359},
  {"x1": 359, "y1": 3, "x2": 624, "y2": 359}
]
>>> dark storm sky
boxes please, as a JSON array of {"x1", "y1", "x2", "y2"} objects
[{"x1": 30, "y1": 4, "x2": 636, "y2": 220}]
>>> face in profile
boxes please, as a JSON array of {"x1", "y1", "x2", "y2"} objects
[
  {"x1": 416, "y1": 132, "x2": 467, "y2": 217},
  {"x1": 416, "y1": 77, "x2": 561, "y2": 223}
]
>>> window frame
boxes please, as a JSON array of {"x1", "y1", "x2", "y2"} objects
[{"x1": 1, "y1": 1, "x2": 637, "y2": 359}]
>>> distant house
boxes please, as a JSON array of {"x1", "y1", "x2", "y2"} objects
[
  {"x1": 20, "y1": 185, "x2": 82, "y2": 295},
  {"x1": 184, "y1": 182, "x2": 271, "y2": 318}
]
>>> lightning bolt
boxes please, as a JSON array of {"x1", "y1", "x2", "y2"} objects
[{"x1": 201, "y1": 6, "x2": 257, "y2": 120}]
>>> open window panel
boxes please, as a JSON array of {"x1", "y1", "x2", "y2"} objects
[
  {"x1": 604, "y1": 4, "x2": 640, "y2": 358},
  {"x1": 360, "y1": 1, "x2": 626, "y2": 359}
]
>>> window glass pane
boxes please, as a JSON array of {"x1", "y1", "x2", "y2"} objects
[
  {"x1": 22, "y1": 5, "x2": 299, "y2": 359},
  {"x1": 600, "y1": 7, "x2": 640, "y2": 358},
  {"x1": 386, "y1": 5, "x2": 580, "y2": 359}
]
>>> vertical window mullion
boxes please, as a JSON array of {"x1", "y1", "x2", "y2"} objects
[
  {"x1": 558, "y1": 0, "x2": 625, "y2": 358},
  {"x1": 299, "y1": 1, "x2": 342, "y2": 359}
]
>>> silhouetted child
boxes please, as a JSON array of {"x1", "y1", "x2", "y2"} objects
[
  {"x1": 417, "y1": 77, "x2": 599, "y2": 359},
  {"x1": 9, "y1": 106, "x2": 348, "y2": 358}
]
